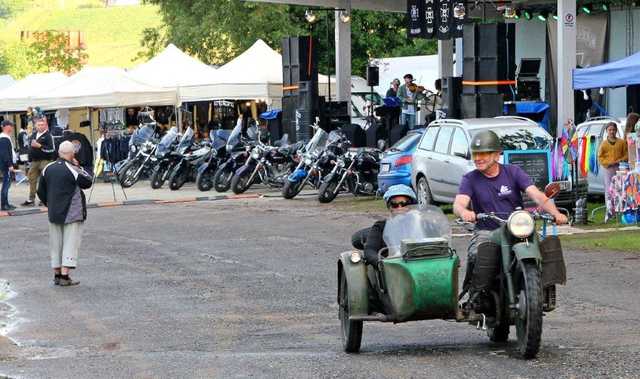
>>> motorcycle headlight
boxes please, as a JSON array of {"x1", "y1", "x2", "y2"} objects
[
  {"x1": 251, "y1": 148, "x2": 260, "y2": 160},
  {"x1": 507, "y1": 211, "x2": 535, "y2": 238},
  {"x1": 337, "y1": 159, "x2": 345, "y2": 168},
  {"x1": 304, "y1": 156, "x2": 313, "y2": 165},
  {"x1": 130, "y1": 145, "x2": 137, "y2": 153},
  {"x1": 350, "y1": 251, "x2": 362, "y2": 264}
]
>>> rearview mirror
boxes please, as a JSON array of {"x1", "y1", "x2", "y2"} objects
[
  {"x1": 454, "y1": 152, "x2": 469, "y2": 159},
  {"x1": 544, "y1": 182, "x2": 562, "y2": 199}
]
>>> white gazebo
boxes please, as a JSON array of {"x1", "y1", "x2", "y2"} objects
[{"x1": 0, "y1": 72, "x2": 68, "y2": 112}]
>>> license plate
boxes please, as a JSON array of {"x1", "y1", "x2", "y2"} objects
[{"x1": 380, "y1": 163, "x2": 390, "y2": 173}]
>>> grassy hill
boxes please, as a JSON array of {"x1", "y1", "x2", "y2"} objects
[{"x1": 0, "y1": 0, "x2": 162, "y2": 76}]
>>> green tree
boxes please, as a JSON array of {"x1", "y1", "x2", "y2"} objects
[
  {"x1": 141, "y1": 1, "x2": 436, "y2": 76},
  {"x1": 28, "y1": 30, "x2": 88, "y2": 74}
]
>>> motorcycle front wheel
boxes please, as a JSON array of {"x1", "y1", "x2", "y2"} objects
[
  {"x1": 150, "y1": 164, "x2": 169, "y2": 189},
  {"x1": 168, "y1": 166, "x2": 188, "y2": 191},
  {"x1": 339, "y1": 271, "x2": 362, "y2": 353},
  {"x1": 515, "y1": 261, "x2": 543, "y2": 359},
  {"x1": 318, "y1": 174, "x2": 340, "y2": 203},
  {"x1": 282, "y1": 178, "x2": 305, "y2": 199},
  {"x1": 213, "y1": 165, "x2": 234, "y2": 192},
  {"x1": 196, "y1": 167, "x2": 214, "y2": 192},
  {"x1": 118, "y1": 159, "x2": 142, "y2": 188},
  {"x1": 230, "y1": 167, "x2": 255, "y2": 194}
]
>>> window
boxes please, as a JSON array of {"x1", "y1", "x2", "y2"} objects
[
  {"x1": 390, "y1": 132, "x2": 421, "y2": 152},
  {"x1": 434, "y1": 126, "x2": 454, "y2": 154},
  {"x1": 470, "y1": 126, "x2": 553, "y2": 151},
  {"x1": 450, "y1": 128, "x2": 469, "y2": 158},
  {"x1": 418, "y1": 126, "x2": 439, "y2": 151}
]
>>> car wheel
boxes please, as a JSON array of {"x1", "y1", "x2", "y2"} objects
[{"x1": 417, "y1": 176, "x2": 433, "y2": 206}]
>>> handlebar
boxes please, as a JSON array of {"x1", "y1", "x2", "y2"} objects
[{"x1": 455, "y1": 210, "x2": 557, "y2": 226}]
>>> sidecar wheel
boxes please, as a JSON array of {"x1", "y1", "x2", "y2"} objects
[
  {"x1": 515, "y1": 261, "x2": 543, "y2": 359},
  {"x1": 339, "y1": 272, "x2": 362, "y2": 353}
]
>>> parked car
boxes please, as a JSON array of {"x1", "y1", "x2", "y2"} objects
[
  {"x1": 411, "y1": 116, "x2": 586, "y2": 210},
  {"x1": 576, "y1": 116, "x2": 626, "y2": 195},
  {"x1": 377, "y1": 129, "x2": 425, "y2": 193}
]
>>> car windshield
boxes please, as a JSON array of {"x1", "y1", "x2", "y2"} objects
[
  {"x1": 383, "y1": 206, "x2": 452, "y2": 258},
  {"x1": 388, "y1": 133, "x2": 421, "y2": 152},
  {"x1": 471, "y1": 127, "x2": 553, "y2": 151}
]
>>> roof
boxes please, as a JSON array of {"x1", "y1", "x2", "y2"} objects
[
  {"x1": 33, "y1": 66, "x2": 178, "y2": 109},
  {"x1": 431, "y1": 117, "x2": 540, "y2": 130},
  {"x1": 0, "y1": 72, "x2": 68, "y2": 112},
  {"x1": 573, "y1": 51, "x2": 640, "y2": 90}
]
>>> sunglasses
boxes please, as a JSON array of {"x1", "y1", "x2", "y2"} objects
[{"x1": 389, "y1": 201, "x2": 409, "y2": 209}]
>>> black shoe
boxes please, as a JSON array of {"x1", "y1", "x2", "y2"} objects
[
  {"x1": 58, "y1": 277, "x2": 80, "y2": 286},
  {"x1": 54, "y1": 275, "x2": 61, "y2": 285},
  {"x1": 21, "y1": 200, "x2": 35, "y2": 207},
  {"x1": 1, "y1": 205, "x2": 15, "y2": 211}
]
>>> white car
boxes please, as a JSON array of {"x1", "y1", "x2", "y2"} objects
[{"x1": 411, "y1": 116, "x2": 587, "y2": 209}]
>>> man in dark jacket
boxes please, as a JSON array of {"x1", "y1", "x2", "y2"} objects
[
  {"x1": 23, "y1": 116, "x2": 55, "y2": 206},
  {"x1": 37, "y1": 141, "x2": 93, "y2": 286},
  {"x1": 0, "y1": 120, "x2": 17, "y2": 211}
]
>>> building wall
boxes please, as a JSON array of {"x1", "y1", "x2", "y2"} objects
[{"x1": 607, "y1": 8, "x2": 640, "y2": 117}]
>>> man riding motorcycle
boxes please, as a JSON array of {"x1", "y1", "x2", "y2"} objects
[
  {"x1": 452, "y1": 130, "x2": 568, "y2": 309},
  {"x1": 351, "y1": 184, "x2": 417, "y2": 265}
]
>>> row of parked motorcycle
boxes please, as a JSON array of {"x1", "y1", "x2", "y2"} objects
[{"x1": 116, "y1": 121, "x2": 383, "y2": 203}]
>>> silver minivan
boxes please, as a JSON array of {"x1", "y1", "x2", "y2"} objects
[
  {"x1": 411, "y1": 117, "x2": 554, "y2": 205},
  {"x1": 575, "y1": 116, "x2": 626, "y2": 195}
]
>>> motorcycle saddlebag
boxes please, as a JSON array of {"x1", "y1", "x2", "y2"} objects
[
  {"x1": 539, "y1": 236, "x2": 567, "y2": 287},
  {"x1": 381, "y1": 254, "x2": 459, "y2": 322}
]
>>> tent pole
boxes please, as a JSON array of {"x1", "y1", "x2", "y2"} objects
[
  {"x1": 88, "y1": 107, "x2": 95, "y2": 149},
  {"x1": 176, "y1": 105, "x2": 182, "y2": 133}
]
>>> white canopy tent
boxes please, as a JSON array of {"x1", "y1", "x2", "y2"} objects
[
  {"x1": 33, "y1": 67, "x2": 178, "y2": 110},
  {"x1": 0, "y1": 75, "x2": 15, "y2": 92},
  {"x1": 128, "y1": 44, "x2": 220, "y2": 103},
  {"x1": 0, "y1": 72, "x2": 68, "y2": 112},
  {"x1": 189, "y1": 39, "x2": 283, "y2": 104}
]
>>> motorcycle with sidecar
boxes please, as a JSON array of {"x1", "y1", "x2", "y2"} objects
[{"x1": 337, "y1": 186, "x2": 567, "y2": 359}]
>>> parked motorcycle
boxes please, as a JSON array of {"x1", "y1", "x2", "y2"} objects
[
  {"x1": 281, "y1": 127, "x2": 331, "y2": 199},
  {"x1": 338, "y1": 183, "x2": 567, "y2": 359},
  {"x1": 212, "y1": 123, "x2": 256, "y2": 193},
  {"x1": 118, "y1": 124, "x2": 159, "y2": 188},
  {"x1": 195, "y1": 128, "x2": 231, "y2": 191},
  {"x1": 230, "y1": 133, "x2": 297, "y2": 194},
  {"x1": 318, "y1": 147, "x2": 381, "y2": 203},
  {"x1": 149, "y1": 127, "x2": 180, "y2": 189},
  {"x1": 167, "y1": 128, "x2": 211, "y2": 190}
]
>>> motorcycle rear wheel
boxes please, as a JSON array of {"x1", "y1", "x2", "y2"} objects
[
  {"x1": 196, "y1": 167, "x2": 214, "y2": 192},
  {"x1": 118, "y1": 160, "x2": 142, "y2": 188},
  {"x1": 318, "y1": 174, "x2": 340, "y2": 203},
  {"x1": 515, "y1": 261, "x2": 543, "y2": 359},
  {"x1": 150, "y1": 164, "x2": 168, "y2": 189},
  {"x1": 230, "y1": 168, "x2": 253, "y2": 194},
  {"x1": 168, "y1": 167, "x2": 188, "y2": 191},
  {"x1": 282, "y1": 178, "x2": 305, "y2": 199},
  {"x1": 213, "y1": 166, "x2": 234, "y2": 192},
  {"x1": 339, "y1": 271, "x2": 363, "y2": 353}
]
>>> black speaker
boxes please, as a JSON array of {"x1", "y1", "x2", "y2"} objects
[
  {"x1": 461, "y1": 94, "x2": 479, "y2": 119},
  {"x1": 460, "y1": 93, "x2": 503, "y2": 119},
  {"x1": 366, "y1": 66, "x2": 379, "y2": 87},
  {"x1": 282, "y1": 36, "x2": 318, "y2": 97},
  {"x1": 442, "y1": 77, "x2": 462, "y2": 119},
  {"x1": 282, "y1": 95, "x2": 297, "y2": 142},
  {"x1": 462, "y1": 23, "x2": 516, "y2": 96}
]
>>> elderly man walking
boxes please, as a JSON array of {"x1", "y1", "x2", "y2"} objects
[
  {"x1": 37, "y1": 141, "x2": 93, "y2": 286},
  {"x1": 23, "y1": 116, "x2": 55, "y2": 207}
]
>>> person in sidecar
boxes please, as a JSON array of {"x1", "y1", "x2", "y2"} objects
[
  {"x1": 452, "y1": 130, "x2": 568, "y2": 307},
  {"x1": 351, "y1": 184, "x2": 417, "y2": 265}
]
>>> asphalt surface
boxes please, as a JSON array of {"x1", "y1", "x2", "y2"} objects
[{"x1": 0, "y1": 197, "x2": 638, "y2": 378}]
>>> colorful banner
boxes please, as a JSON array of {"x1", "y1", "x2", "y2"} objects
[
  {"x1": 452, "y1": 1, "x2": 466, "y2": 38},
  {"x1": 436, "y1": 0, "x2": 452, "y2": 40},
  {"x1": 424, "y1": 0, "x2": 436, "y2": 39},
  {"x1": 407, "y1": 0, "x2": 425, "y2": 39}
]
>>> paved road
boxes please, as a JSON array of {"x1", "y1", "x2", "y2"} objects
[{"x1": 0, "y1": 199, "x2": 638, "y2": 378}]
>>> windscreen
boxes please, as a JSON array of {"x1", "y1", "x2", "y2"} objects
[
  {"x1": 226, "y1": 124, "x2": 242, "y2": 150},
  {"x1": 305, "y1": 128, "x2": 329, "y2": 156},
  {"x1": 129, "y1": 125, "x2": 155, "y2": 146},
  {"x1": 383, "y1": 206, "x2": 451, "y2": 258},
  {"x1": 157, "y1": 127, "x2": 178, "y2": 155},
  {"x1": 388, "y1": 132, "x2": 421, "y2": 152},
  {"x1": 177, "y1": 127, "x2": 195, "y2": 153},
  {"x1": 210, "y1": 129, "x2": 230, "y2": 150},
  {"x1": 471, "y1": 127, "x2": 553, "y2": 151}
]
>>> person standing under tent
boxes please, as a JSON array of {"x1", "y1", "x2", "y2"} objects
[
  {"x1": 22, "y1": 115, "x2": 55, "y2": 207},
  {"x1": 598, "y1": 121, "x2": 628, "y2": 205}
]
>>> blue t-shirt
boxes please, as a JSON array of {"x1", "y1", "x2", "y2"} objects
[{"x1": 458, "y1": 164, "x2": 534, "y2": 230}]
